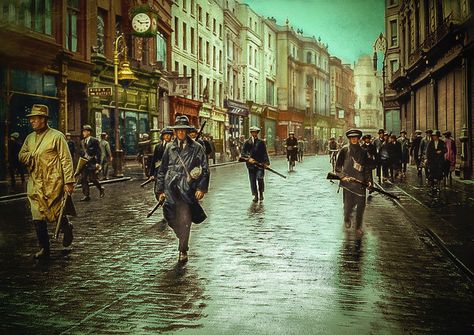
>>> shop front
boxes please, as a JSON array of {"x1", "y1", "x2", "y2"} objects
[
  {"x1": 277, "y1": 109, "x2": 305, "y2": 139},
  {"x1": 262, "y1": 106, "x2": 278, "y2": 153},
  {"x1": 224, "y1": 99, "x2": 249, "y2": 139},
  {"x1": 169, "y1": 96, "x2": 201, "y2": 128}
]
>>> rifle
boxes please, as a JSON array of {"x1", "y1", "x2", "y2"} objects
[
  {"x1": 196, "y1": 121, "x2": 207, "y2": 140},
  {"x1": 326, "y1": 172, "x2": 400, "y2": 200},
  {"x1": 146, "y1": 198, "x2": 165, "y2": 218},
  {"x1": 239, "y1": 156, "x2": 287, "y2": 179},
  {"x1": 141, "y1": 178, "x2": 154, "y2": 187},
  {"x1": 54, "y1": 193, "x2": 77, "y2": 239}
]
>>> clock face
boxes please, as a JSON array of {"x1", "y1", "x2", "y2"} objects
[{"x1": 132, "y1": 13, "x2": 151, "y2": 33}]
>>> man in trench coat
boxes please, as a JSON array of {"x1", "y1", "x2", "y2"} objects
[
  {"x1": 155, "y1": 116, "x2": 210, "y2": 263},
  {"x1": 19, "y1": 104, "x2": 75, "y2": 259}
]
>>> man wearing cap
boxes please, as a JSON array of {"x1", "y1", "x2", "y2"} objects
[
  {"x1": 241, "y1": 126, "x2": 270, "y2": 202},
  {"x1": 410, "y1": 130, "x2": 423, "y2": 176},
  {"x1": 373, "y1": 129, "x2": 385, "y2": 183},
  {"x1": 425, "y1": 130, "x2": 446, "y2": 195},
  {"x1": 189, "y1": 126, "x2": 212, "y2": 157},
  {"x1": 19, "y1": 104, "x2": 75, "y2": 258},
  {"x1": 148, "y1": 127, "x2": 174, "y2": 179},
  {"x1": 285, "y1": 131, "x2": 298, "y2": 171},
  {"x1": 155, "y1": 116, "x2": 210, "y2": 263},
  {"x1": 99, "y1": 132, "x2": 113, "y2": 180},
  {"x1": 335, "y1": 129, "x2": 372, "y2": 235},
  {"x1": 8, "y1": 132, "x2": 25, "y2": 187},
  {"x1": 80, "y1": 124, "x2": 104, "y2": 201},
  {"x1": 398, "y1": 130, "x2": 410, "y2": 178},
  {"x1": 419, "y1": 129, "x2": 433, "y2": 180}
]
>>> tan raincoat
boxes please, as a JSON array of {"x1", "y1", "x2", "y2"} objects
[{"x1": 19, "y1": 127, "x2": 74, "y2": 222}]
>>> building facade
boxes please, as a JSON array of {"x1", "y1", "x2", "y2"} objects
[
  {"x1": 389, "y1": 0, "x2": 474, "y2": 179},
  {"x1": 354, "y1": 55, "x2": 384, "y2": 135}
]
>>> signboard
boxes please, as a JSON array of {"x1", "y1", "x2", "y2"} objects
[
  {"x1": 170, "y1": 77, "x2": 191, "y2": 96},
  {"x1": 89, "y1": 87, "x2": 112, "y2": 96}
]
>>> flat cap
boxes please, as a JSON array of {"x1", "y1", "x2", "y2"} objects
[
  {"x1": 346, "y1": 128, "x2": 363, "y2": 138},
  {"x1": 82, "y1": 124, "x2": 93, "y2": 131},
  {"x1": 250, "y1": 126, "x2": 261, "y2": 132}
]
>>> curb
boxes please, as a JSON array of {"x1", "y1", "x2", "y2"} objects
[
  {"x1": 0, "y1": 177, "x2": 131, "y2": 203},
  {"x1": 375, "y1": 181, "x2": 474, "y2": 282}
]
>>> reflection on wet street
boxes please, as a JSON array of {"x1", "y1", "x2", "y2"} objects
[{"x1": 0, "y1": 156, "x2": 473, "y2": 334}]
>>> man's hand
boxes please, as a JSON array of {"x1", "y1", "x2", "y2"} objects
[
  {"x1": 156, "y1": 193, "x2": 166, "y2": 202},
  {"x1": 195, "y1": 190, "x2": 205, "y2": 201},
  {"x1": 367, "y1": 181, "x2": 373, "y2": 189},
  {"x1": 341, "y1": 176, "x2": 350, "y2": 182},
  {"x1": 64, "y1": 183, "x2": 74, "y2": 194},
  {"x1": 248, "y1": 158, "x2": 256, "y2": 164}
]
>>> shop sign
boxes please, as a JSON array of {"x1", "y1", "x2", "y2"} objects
[{"x1": 88, "y1": 87, "x2": 112, "y2": 96}]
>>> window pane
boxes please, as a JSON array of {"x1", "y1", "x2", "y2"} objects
[
  {"x1": 97, "y1": 10, "x2": 105, "y2": 54},
  {"x1": 34, "y1": 0, "x2": 44, "y2": 33},
  {"x1": 43, "y1": 74, "x2": 57, "y2": 96},
  {"x1": 44, "y1": 0, "x2": 52, "y2": 34},
  {"x1": 71, "y1": 14, "x2": 77, "y2": 51}
]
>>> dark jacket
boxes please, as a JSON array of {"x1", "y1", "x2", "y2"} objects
[
  {"x1": 80, "y1": 136, "x2": 101, "y2": 170},
  {"x1": 387, "y1": 141, "x2": 402, "y2": 167},
  {"x1": 241, "y1": 137, "x2": 270, "y2": 170},
  {"x1": 410, "y1": 136, "x2": 422, "y2": 160},
  {"x1": 156, "y1": 136, "x2": 210, "y2": 224},
  {"x1": 361, "y1": 142, "x2": 376, "y2": 170},
  {"x1": 426, "y1": 139, "x2": 446, "y2": 180},
  {"x1": 335, "y1": 144, "x2": 371, "y2": 196},
  {"x1": 285, "y1": 137, "x2": 298, "y2": 161},
  {"x1": 149, "y1": 141, "x2": 169, "y2": 177},
  {"x1": 8, "y1": 138, "x2": 22, "y2": 167},
  {"x1": 398, "y1": 137, "x2": 410, "y2": 163}
]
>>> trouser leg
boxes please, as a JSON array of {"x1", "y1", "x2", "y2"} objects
[
  {"x1": 33, "y1": 220, "x2": 50, "y2": 254},
  {"x1": 89, "y1": 171, "x2": 102, "y2": 191},
  {"x1": 256, "y1": 169, "x2": 264, "y2": 194},
  {"x1": 343, "y1": 190, "x2": 356, "y2": 222},
  {"x1": 81, "y1": 172, "x2": 90, "y2": 196},
  {"x1": 354, "y1": 196, "x2": 366, "y2": 229},
  {"x1": 248, "y1": 170, "x2": 258, "y2": 195},
  {"x1": 174, "y1": 200, "x2": 192, "y2": 252}
]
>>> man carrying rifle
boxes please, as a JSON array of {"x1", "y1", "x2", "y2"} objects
[
  {"x1": 241, "y1": 126, "x2": 270, "y2": 202},
  {"x1": 335, "y1": 129, "x2": 372, "y2": 235},
  {"x1": 155, "y1": 116, "x2": 210, "y2": 263}
]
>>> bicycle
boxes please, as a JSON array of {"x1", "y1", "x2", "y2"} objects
[{"x1": 286, "y1": 146, "x2": 297, "y2": 172}]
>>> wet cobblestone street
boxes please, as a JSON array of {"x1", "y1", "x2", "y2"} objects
[{"x1": 0, "y1": 156, "x2": 473, "y2": 334}]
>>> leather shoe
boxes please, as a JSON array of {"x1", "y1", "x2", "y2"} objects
[
  {"x1": 99, "y1": 188, "x2": 105, "y2": 198},
  {"x1": 178, "y1": 251, "x2": 188, "y2": 263},
  {"x1": 259, "y1": 192, "x2": 264, "y2": 201},
  {"x1": 80, "y1": 196, "x2": 91, "y2": 201},
  {"x1": 34, "y1": 248, "x2": 50, "y2": 259}
]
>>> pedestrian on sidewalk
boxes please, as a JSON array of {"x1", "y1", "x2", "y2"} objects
[
  {"x1": 208, "y1": 135, "x2": 216, "y2": 164},
  {"x1": 425, "y1": 130, "x2": 446, "y2": 196},
  {"x1": 99, "y1": 132, "x2": 113, "y2": 180},
  {"x1": 80, "y1": 125, "x2": 104, "y2": 201},
  {"x1": 373, "y1": 129, "x2": 385, "y2": 183},
  {"x1": 361, "y1": 134, "x2": 376, "y2": 187},
  {"x1": 241, "y1": 126, "x2": 270, "y2": 202},
  {"x1": 398, "y1": 130, "x2": 410, "y2": 178},
  {"x1": 335, "y1": 129, "x2": 372, "y2": 236},
  {"x1": 388, "y1": 134, "x2": 402, "y2": 182},
  {"x1": 285, "y1": 131, "x2": 298, "y2": 171},
  {"x1": 419, "y1": 129, "x2": 433, "y2": 181},
  {"x1": 379, "y1": 133, "x2": 391, "y2": 183},
  {"x1": 443, "y1": 131, "x2": 456, "y2": 184},
  {"x1": 65, "y1": 132, "x2": 76, "y2": 166},
  {"x1": 19, "y1": 104, "x2": 75, "y2": 259},
  {"x1": 410, "y1": 130, "x2": 423, "y2": 176},
  {"x1": 155, "y1": 116, "x2": 210, "y2": 263},
  {"x1": 8, "y1": 132, "x2": 25, "y2": 187},
  {"x1": 297, "y1": 136, "x2": 305, "y2": 162}
]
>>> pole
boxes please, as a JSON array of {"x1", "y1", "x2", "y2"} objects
[{"x1": 113, "y1": 35, "x2": 124, "y2": 177}]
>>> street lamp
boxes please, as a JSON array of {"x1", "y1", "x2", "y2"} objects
[
  {"x1": 373, "y1": 32, "x2": 388, "y2": 129},
  {"x1": 113, "y1": 33, "x2": 137, "y2": 177}
]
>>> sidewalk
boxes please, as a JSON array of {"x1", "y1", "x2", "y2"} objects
[
  {"x1": 0, "y1": 160, "x2": 239, "y2": 201},
  {"x1": 376, "y1": 165, "x2": 474, "y2": 280}
]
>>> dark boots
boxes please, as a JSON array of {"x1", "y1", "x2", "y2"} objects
[{"x1": 33, "y1": 220, "x2": 50, "y2": 259}]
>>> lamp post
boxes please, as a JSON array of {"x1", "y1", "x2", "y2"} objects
[
  {"x1": 373, "y1": 32, "x2": 388, "y2": 130},
  {"x1": 113, "y1": 33, "x2": 137, "y2": 177}
]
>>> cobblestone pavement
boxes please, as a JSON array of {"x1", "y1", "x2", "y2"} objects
[{"x1": 0, "y1": 156, "x2": 473, "y2": 334}]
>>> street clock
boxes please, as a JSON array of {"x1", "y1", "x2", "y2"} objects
[{"x1": 130, "y1": 5, "x2": 158, "y2": 37}]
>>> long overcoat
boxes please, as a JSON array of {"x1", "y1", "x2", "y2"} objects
[
  {"x1": 155, "y1": 136, "x2": 210, "y2": 224},
  {"x1": 19, "y1": 127, "x2": 74, "y2": 222},
  {"x1": 426, "y1": 140, "x2": 446, "y2": 180}
]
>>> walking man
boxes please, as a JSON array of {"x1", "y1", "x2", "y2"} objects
[
  {"x1": 398, "y1": 130, "x2": 410, "y2": 178},
  {"x1": 373, "y1": 129, "x2": 385, "y2": 183},
  {"x1": 335, "y1": 129, "x2": 372, "y2": 235},
  {"x1": 149, "y1": 127, "x2": 173, "y2": 179},
  {"x1": 19, "y1": 104, "x2": 75, "y2": 258},
  {"x1": 99, "y1": 132, "x2": 113, "y2": 180},
  {"x1": 155, "y1": 116, "x2": 210, "y2": 263},
  {"x1": 443, "y1": 131, "x2": 456, "y2": 184},
  {"x1": 241, "y1": 126, "x2": 270, "y2": 202},
  {"x1": 285, "y1": 131, "x2": 298, "y2": 171},
  {"x1": 80, "y1": 125, "x2": 104, "y2": 201},
  {"x1": 410, "y1": 130, "x2": 423, "y2": 176},
  {"x1": 425, "y1": 130, "x2": 446, "y2": 196}
]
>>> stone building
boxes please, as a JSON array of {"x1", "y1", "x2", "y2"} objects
[
  {"x1": 388, "y1": 0, "x2": 474, "y2": 179},
  {"x1": 354, "y1": 55, "x2": 384, "y2": 136}
]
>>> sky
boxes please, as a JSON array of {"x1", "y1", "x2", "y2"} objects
[{"x1": 242, "y1": 0, "x2": 385, "y2": 65}]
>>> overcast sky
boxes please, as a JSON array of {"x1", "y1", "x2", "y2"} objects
[{"x1": 242, "y1": 0, "x2": 385, "y2": 65}]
